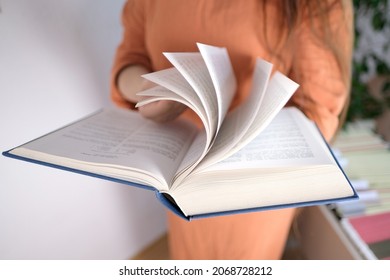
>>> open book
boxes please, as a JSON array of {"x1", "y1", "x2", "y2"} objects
[{"x1": 3, "y1": 43, "x2": 357, "y2": 220}]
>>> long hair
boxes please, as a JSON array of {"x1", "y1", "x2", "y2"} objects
[{"x1": 261, "y1": 0, "x2": 353, "y2": 138}]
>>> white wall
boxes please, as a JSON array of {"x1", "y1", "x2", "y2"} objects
[{"x1": 0, "y1": 0, "x2": 167, "y2": 259}]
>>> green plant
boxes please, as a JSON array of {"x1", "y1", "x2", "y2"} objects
[{"x1": 347, "y1": 0, "x2": 390, "y2": 121}]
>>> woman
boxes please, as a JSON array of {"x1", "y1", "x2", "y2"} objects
[{"x1": 111, "y1": 0, "x2": 353, "y2": 259}]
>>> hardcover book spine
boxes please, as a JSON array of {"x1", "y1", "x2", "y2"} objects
[{"x1": 155, "y1": 192, "x2": 189, "y2": 220}]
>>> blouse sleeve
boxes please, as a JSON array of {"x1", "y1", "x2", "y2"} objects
[
  {"x1": 289, "y1": 0, "x2": 354, "y2": 141},
  {"x1": 110, "y1": 0, "x2": 151, "y2": 109}
]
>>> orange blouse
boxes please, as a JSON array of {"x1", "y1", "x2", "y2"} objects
[
  {"x1": 111, "y1": 0, "x2": 353, "y2": 141},
  {"x1": 111, "y1": 0, "x2": 353, "y2": 259}
]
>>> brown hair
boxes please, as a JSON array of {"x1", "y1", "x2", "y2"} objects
[
  {"x1": 262, "y1": 0, "x2": 353, "y2": 137},
  {"x1": 287, "y1": 1, "x2": 350, "y2": 79}
]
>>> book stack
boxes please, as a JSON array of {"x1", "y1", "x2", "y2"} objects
[{"x1": 331, "y1": 120, "x2": 390, "y2": 259}]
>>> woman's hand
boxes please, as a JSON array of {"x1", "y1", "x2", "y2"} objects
[
  {"x1": 118, "y1": 65, "x2": 186, "y2": 123},
  {"x1": 138, "y1": 99, "x2": 187, "y2": 123},
  {"x1": 137, "y1": 79, "x2": 187, "y2": 122}
]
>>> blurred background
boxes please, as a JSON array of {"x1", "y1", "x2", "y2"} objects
[
  {"x1": 349, "y1": 0, "x2": 390, "y2": 140},
  {"x1": 0, "y1": 0, "x2": 389, "y2": 259}
]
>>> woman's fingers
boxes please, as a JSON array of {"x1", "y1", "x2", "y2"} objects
[{"x1": 138, "y1": 100, "x2": 187, "y2": 122}]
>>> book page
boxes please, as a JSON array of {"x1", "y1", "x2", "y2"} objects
[
  {"x1": 11, "y1": 108, "x2": 198, "y2": 190},
  {"x1": 238, "y1": 72, "x2": 299, "y2": 142},
  {"x1": 140, "y1": 68, "x2": 208, "y2": 130},
  {"x1": 197, "y1": 43, "x2": 236, "y2": 130},
  {"x1": 136, "y1": 87, "x2": 216, "y2": 180},
  {"x1": 136, "y1": 85, "x2": 211, "y2": 134},
  {"x1": 197, "y1": 70, "x2": 298, "y2": 170},
  {"x1": 163, "y1": 52, "x2": 219, "y2": 137},
  {"x1": 173, "y1": 130, "x2": 208, "y2": 182},
  {"x1": 204, "y1": 108, "x2": 334, "y2": 172}
]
